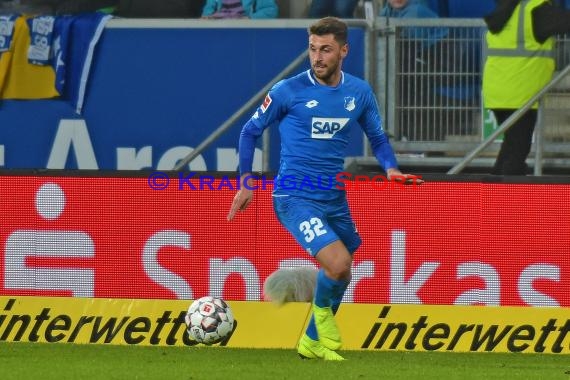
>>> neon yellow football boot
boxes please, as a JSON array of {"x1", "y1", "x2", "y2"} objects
[
  {"x1": 297, "y1": 334, "x2": 345, "y2": 361},
  {"x1": 312, "y1": 304, "x2": 342, "y2": 350}
]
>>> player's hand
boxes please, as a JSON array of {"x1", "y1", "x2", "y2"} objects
[
  {"x1": 386, "y1": 168, "x2": 424, "y2": 185},
  {"x1": 228, "y1": 173, "x2": 256, "y2": 221},
  {"x1": 227, "y1": 173, "x2": 256, "y2": 221},
  {"x1": 227, "y1": 189, "x2": 254, "y2": 221}
]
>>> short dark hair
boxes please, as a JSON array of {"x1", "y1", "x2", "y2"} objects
[{"x1": 308, "y1": 17, "x2": 348, "y2": 46}]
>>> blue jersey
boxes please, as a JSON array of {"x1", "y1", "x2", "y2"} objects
[{"x1": 240, "y1": 69, "x2": 398, "y2": 201}]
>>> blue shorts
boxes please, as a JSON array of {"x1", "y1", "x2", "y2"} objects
[{"x1": 273, "y1": 195, "x2": 362, "y2": 257}]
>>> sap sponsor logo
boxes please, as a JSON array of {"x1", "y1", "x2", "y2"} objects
[{"x1": 311, "y1": 118, "x2": 349, "y2": 139}]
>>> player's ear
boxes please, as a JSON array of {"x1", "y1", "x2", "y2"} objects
[{"x1": 341, "y1": 43, "x2": 348, "y2": 59}]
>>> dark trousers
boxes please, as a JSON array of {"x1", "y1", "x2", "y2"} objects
[{"x1": 491, "y1": 109, "x2": 537, "y2": 175}]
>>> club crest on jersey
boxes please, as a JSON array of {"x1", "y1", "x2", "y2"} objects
[
  {"x1": 261, "y1": 94, "x2": 272, "y2": 113},
  {"x1": 311, "y1": 117, "x2": 350, "y2": 139},
  {"x1": 344, "y1": 97, "x2": 356, "y2": 111}
]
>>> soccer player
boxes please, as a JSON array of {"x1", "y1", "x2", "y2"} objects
[{"x1": 227, "y1": 17, "x2": 421, "y2": 360}]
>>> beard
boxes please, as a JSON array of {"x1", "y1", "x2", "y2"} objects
[{"x1": 312, "y1": 60, "x2": 340, "y2": 83}]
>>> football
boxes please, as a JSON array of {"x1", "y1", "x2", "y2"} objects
[{"x1": 184, "y1": 296, "x2": 235, "y2": 345}]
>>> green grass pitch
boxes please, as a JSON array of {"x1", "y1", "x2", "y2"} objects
[{"x1": 0, "y1": 342, "x2": 569, "y2": 380}]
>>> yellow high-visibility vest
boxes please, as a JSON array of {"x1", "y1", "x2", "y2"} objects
[{"x1": 483, "y1": 0, "x2": 554, "y2": 109}]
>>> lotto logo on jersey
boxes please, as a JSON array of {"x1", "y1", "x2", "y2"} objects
[{"x1": 311, "y1": 118, "x2": 350, "y2": 139}]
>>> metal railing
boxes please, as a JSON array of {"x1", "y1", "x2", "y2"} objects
[
  {"x1": 376, "y1": 18, "x2": 570, "y2": 174},
  {"x1": 376, "y1": 18, "x2": 485, "y2": 148}
]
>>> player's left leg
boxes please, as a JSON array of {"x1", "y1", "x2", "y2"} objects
[{"x1": 297, "y1": 334, "x2": 345, "y2": 361}]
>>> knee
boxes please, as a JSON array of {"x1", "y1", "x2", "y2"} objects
[{"x1": 326, "y1": 257, "x2": 352, "y2": 281}]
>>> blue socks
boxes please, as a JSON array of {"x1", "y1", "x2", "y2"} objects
[{"x1": 305, "y1": 270, "x2": 350, "y2": 340}]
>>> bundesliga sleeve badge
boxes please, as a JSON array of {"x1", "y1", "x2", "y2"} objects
[{"x1": 261, "y1": 94, "x2": 273, "y2": 113}]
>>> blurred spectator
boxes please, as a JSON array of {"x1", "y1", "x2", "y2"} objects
[
  {"x1": 380, "y1": 0, "x2": 447, "y2": 47},
  {"x1": 201, "y1": 0, "x2": 278, "y2": 19},
  {"x1": 8, "y1": 0, "x2": 119, "y2": 14},
  {"x1": 115, "y1": 0, "x2": 206, "y2": 18},
  {"x1": 0, "y1": 0, "x2": 51, "y2": 13},
  {"x1": 308, "y1": 0, "x2": 359, "y2": 18}
]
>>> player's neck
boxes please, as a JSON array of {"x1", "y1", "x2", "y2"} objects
[{"x1": 312, "y1": 70, "x2": 343, "y2": 87}]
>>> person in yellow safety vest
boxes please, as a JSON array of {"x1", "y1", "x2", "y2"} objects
[{"x1": 483, "y1": 0, "x2": 570, "y2": 175}]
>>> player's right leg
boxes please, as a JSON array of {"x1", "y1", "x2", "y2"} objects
[{"x1": 312, "y1": 241, "x2": 351, "y2": 350}]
